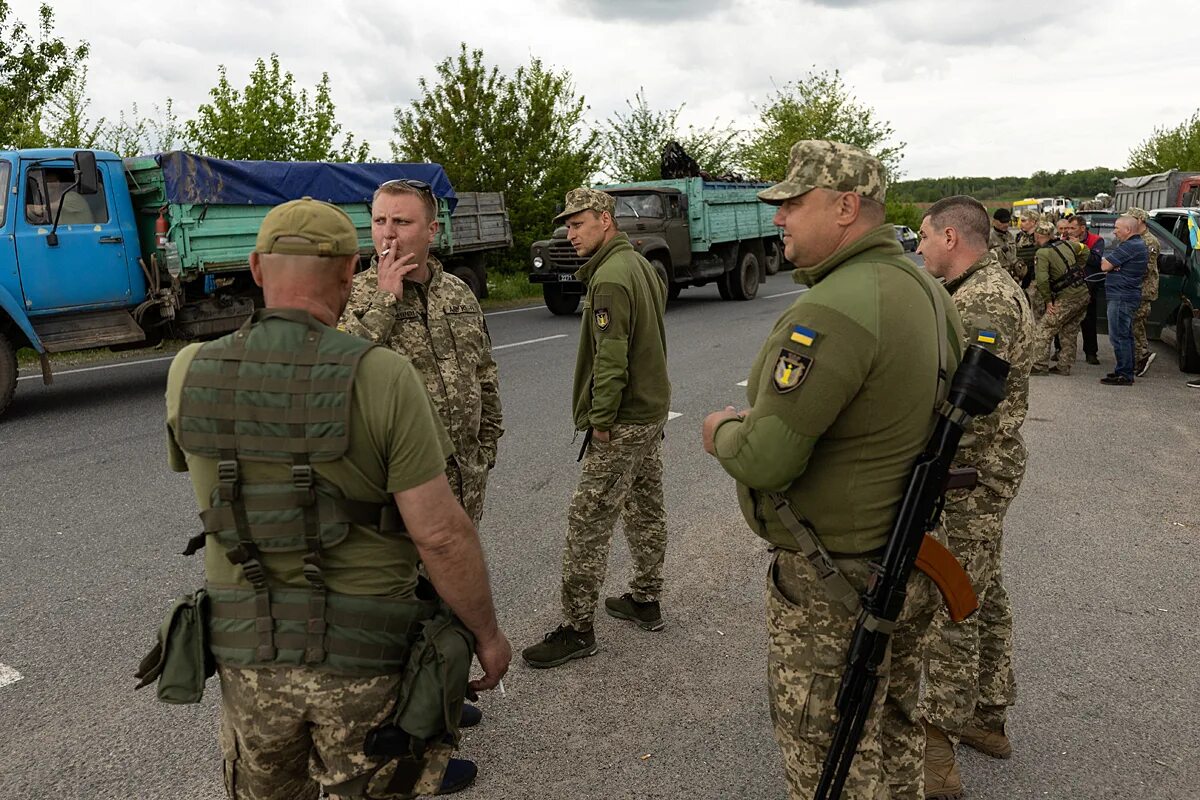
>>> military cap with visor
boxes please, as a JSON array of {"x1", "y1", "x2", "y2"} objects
[
  {"x1": 1123, "y1": 206, "x2": 1149, "y2": 222},
  {"x1": 255, "y1": 196, "x2": 360, "y2": 257},
  {"x1": 757, "y1": 140, "x2": 887, "y2": 205},
  {"x1": 554, "y1": 187, "x2": 616, "y2": 223},
  {"x1": 1034, "y1": 220, "x2": 1057, "y2": 236}
]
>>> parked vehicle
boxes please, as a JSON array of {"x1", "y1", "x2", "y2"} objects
[
  {"x1": 529, "y1": 178, "x2": 780, "y2": 315},
  {"x1": 1037, "y1": 197, "x2": 1075, "y2": 216},
  {"x1": 1111, "y1": 170, "x2": 1200, "y2": 212},
  {"x1": 0, "y1": 149, "x2": 511, "y2": 417},
  {"x1": 894, "y1": 225, "x2": 918, "y2": 252}
]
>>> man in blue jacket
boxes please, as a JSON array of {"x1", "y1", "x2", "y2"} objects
[{"x1": 1099, "y1": 215, "x2": 1147, "y2": 385}]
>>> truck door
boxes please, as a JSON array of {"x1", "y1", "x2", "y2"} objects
[
  {"x1": 0, "y1": 160, "x2": 18, "y2": 304},
  {"x1": 14, "y1": 161, "x2": 133, "y2": 314},
  {"x1": 663, "y1": 194, "x2": 691, "y2": 270}
]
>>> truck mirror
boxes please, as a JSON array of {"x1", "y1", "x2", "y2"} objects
[{"x1": 74, "y1": 151, "x2": 99, "y2": 195}]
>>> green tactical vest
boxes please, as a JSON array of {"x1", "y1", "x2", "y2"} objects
[{"x1": 177, "y1": 308, "x2": 435, "y2": 676}]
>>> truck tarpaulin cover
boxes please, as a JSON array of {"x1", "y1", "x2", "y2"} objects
[{"x1": 152, "y1": 151, "x2": 458, "y2": 212}]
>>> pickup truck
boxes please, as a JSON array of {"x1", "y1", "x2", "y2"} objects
[
  {"x1": 528, "y1": 178, "x2": 781, "y2": 315},
  {"x1": 0, "y1": 148, "x2": 511, "y2": 417}
]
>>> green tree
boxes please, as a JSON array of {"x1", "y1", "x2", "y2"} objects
[
  {"x1": 1127, "y1": 110, "x2": 1200, "y2": 173},
  {"x1": 186, "y1": 54, "x2": 369, "y2": 161},
  {"x1": 601, "y1": 89, "x2": 741, "y2": 182},
  {"x1": 0, "y1": 2, "x2": 89, "y2": 148},
  {"x1": 392, "y1": 44, "x2": 600, "y2": 268},
  {"x1": 41, "y1": 65, "x2": 104, "y2": 148},
  {"x1": 740, "y1": 68, "x2": 905, "y2": 182}
]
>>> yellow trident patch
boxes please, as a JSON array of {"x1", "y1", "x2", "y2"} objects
[
  {"x1": 772, "y1": 348, "x2": 813, "y2": 393},
  {"x1": 594, "y1": 308, "x2": 610, "y2": 331}
]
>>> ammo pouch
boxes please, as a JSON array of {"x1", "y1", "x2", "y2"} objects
[
  {"x1": 390, "y1": 603, "x2": 476, "y2": 743},
  {"x1": 134, "y1": 589, "x2": 215, "y2": 704}
]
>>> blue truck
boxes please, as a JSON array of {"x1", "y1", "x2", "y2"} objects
[{"x1": 0, "y1": 149, "x2": 511, "y2": 417}]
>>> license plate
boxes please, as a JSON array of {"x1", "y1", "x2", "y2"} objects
[{"x1": 558, "y1": 273, "x2": 577, "y2": 282}]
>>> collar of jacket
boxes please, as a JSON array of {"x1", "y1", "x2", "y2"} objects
[
  {"x1": 574, "y1": 233, "x2": 633, "y2": 283},
  {"x1": 791, "y1": 224, "x2": 903, "y2": 287},
  {"x1": 944, "y1": 251, "x2": 1000, "y2": 295},
  {"x1": 367, "y1": 253, "x2": 445, "y2": 290}
]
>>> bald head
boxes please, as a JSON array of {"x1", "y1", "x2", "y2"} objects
[
  {"x1": 249, "y1": 240, "x2": 359, "y2": 325},
  {"x1": 1114, "y1": 216, "x2": 1138, "y2": 241}
]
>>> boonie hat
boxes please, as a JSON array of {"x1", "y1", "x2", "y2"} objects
[
  {"x1": 256, "y1": 197, "x2": 359, "y2": 257},
  {"x1": 1124, "y1": 206, "x2": 1149, "y2": 222},
  {"x1": 757, "y1": 140, "x2": 886, "y2": 205},
  {"x1": 1020, "y1": 209, "x2": 1041, "y2": 222},
  {"x1": 1034, "y1": 220, "x2": 1056, "y2": 236},
  {"x1": 554, "y1": 188, "x2": 616, "y2": 223}
]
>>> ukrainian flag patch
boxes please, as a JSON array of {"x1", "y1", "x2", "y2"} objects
[
  {"x1": 977, "y1": 329, "x2": 997, "y2": 345},
  {"x1": 790, "y1": 324, "x2": 817, "y2": 347}
]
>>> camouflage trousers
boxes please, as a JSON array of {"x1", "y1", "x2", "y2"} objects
[
  {"x1": 1031, "y1": 290, "x2": 1089, "y2": 373},
  {"x1": 217, "y1": 665, "x2": 450, "y2": 800},
  {"x1": 448, "y1": 453, "x2": 489, "y2": 527},
  {"x1": 1132, "y1": 299, "x2": 1154, "y2": 365},
  {"x1": 767, "y1": 549, "x2": 936, "y2": 800},
  {"x1": 922, "y1": 517, "x2": 1016, "y2": 738},
  {"x1": 561, "y1": 421, "x2": 667, "y2": 631}
]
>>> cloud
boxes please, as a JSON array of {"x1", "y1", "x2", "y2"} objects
[{"x1": 561, "y1": 0, "x2": 731, "y2": 22}]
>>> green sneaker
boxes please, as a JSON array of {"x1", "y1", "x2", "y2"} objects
[
  {"x1": 604, "y1": 593, "x2": 665, "y2": 632},
  {"x1": 521, "y1": 625, "x2": 598, "y2": 669}
]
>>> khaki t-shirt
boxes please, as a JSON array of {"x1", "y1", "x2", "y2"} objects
[{"x1": 165, "y1": 339, "x2": 454, "y2": 598}]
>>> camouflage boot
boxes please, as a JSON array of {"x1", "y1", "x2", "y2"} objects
[
  {"x1": 924, "y1": 722, "x2": 964, "y2": 800},
  {"x1": 604, "y1": 593, "x2": 665, "y2": 632},
  {"x1": 959, "y1": 722, "x2": 1012, "y2": 759},
  {"x1": 521, "y1": 625, "x2": 598, "y2": 669}
]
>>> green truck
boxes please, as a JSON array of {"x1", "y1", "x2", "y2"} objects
[
  {"x1": 0, "y1": 149, "x2": 510, "y2": 416},
  {"x1": 528, "y1": 178, "x2": 782, "y2": 314}
]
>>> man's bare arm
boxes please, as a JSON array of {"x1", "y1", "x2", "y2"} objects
[{"x1": 394, "y1": 475, "x2": 511, "y2": 690}]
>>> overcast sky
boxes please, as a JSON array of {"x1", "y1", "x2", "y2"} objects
[{"x1": 16, "y1": 0, "x2": 1200, "y2": 181}]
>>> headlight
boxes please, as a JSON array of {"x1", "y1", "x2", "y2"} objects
[{"x1": 533, "y1": 256, "x2": 544, "y2": 269}]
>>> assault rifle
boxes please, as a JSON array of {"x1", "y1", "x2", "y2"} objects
[{"x1": 813, "y1": 343, "x2": 1010, "y2": 800}]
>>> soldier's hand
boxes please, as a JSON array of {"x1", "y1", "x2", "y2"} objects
[
  {"x1": 470, "y1": 631, "x2": 512, "y2": 691},
  {"x1": 591, "y1": 428, "x2": 610, "y2": 443},
  {"x1": 702, "y1": 406, "x2": 741, "y2": 456},
  {"x1": 1046, "y1": 301, "x2": 1058, "y2": 315},
  {"x1": 377, "y1": 243, "x2": 420, "y2": 298}
]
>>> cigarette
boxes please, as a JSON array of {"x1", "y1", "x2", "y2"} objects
[
  {"x1": 380, "y1": 248, "x2": 390, "y2": 257},
  {"x1": 498, "y1": 679, "x2": 506, "y2": 697}
]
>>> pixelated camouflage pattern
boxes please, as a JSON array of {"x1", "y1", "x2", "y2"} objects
[
  {"x1": 1031, "y1": 290, "x2": 1089, "y2": 374},
  {"x1": 217, "y1": 665, "x2": 451, "y2": 800},
  {"x1": 943, "y1": 254, "x2": 1034, "y2": 513},
  {"x1": 555, "y1": 187, "x2": 616, "y2": 222},
  {"x1": 561, "y1": 421, "x2": 667, "y2": 631},
  {"x1": 1141, "y1": 230, "x2": 1160, "y2": 300},
  {"x1": 988, "y1": 226, "x2": 1020, "y2": 281},
  {"x1": 338, "y1": 255, "x2": 502, "y2": 524},
  {"x1": 767, "y1": 550, "x2": 936, "y2": 800},
  {"x1": 1034, "y1": 220, "x2": 1055, "y2": 236},
  {"x1": 757, "y1": 140, "x2": 887, "y2": 205},
  {"x1": 922, "y1": 535, "x2": 1015, "y2": 737},
  {"x1": 1019, "y1": 210, "x2": 1041, "y2": 223},
  {"x1": 1013, "y1": 230, "x2": 1037, "y2": 284}
]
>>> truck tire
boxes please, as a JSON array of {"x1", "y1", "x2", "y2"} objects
[
  {"x1": 764, "y1": 239, "x2": 784, "y2": 275},
  {"x1": 450, "y1": 265, "x2": 484, "y2": 299},
  {"x1": 0, "y1": 331, "x2": 17, "y2": 419},
  {"x1": 667, "y1": 281, "x2": 683, "y2": 301},
  {"x1": 727, "y1": 249, "x2": 761, "y2": 301},
  {"x1": 1179, "y1": 315, "x2": 1200, "y2": 372},
  {"x1": 543, "y1": 285, "x2": 580, "y2": 316},
  {"x1": 649, "y1": 258, "x2": 676, "y2": 303}
]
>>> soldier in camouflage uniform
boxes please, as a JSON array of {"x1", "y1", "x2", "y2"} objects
[
  {"x1": 522, "y1": 187, "x2": 671, "y2": 669},
  {"x1": 989, "y1": 208, "x2": 1019, "y2": 281},
  {"x1": 914, "y1": 196, "x2": 1033, "y2": 800},
  {"x1": 1012, "y1": 209, "x2": 1040, "y2": 290},
  {"x1": 1029, "y1": 221, "x2": 1090, "y2": 376},
  {"x1": 703, "y1": 142, "x2": 963, "y2": 800},
  {"x1": 339, "y1": 180, "x2": 503, "y2": 526},
  {"x1": 1126, "y1": 207, "x2": 1160, "y2": 376}
]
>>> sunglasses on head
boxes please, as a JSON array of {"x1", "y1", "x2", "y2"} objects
[{"x1": 380, "y1": 178, "x2": 432, "y2": 193}]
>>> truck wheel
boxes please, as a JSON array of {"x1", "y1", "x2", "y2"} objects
[
  {"x1": 717, "y1": 275, "x2": 732, "y2": 300},
  {"x1": 1179, "y1": 315, "x2": 1200, "y2": 372},
  {"x1": 0, "y1": 331, "x2": 17, "y2": 419},
  {"x1": 764, "y1": 240, "x2": 784, "y2": 275},
  {"x1": 543, "y1": 285, "x2": 580, "y2": 316},
  {"x1": 667, "y1": 282, "x2": 683, "y2": 301},
  {"x1": 450, "y1": 265, "x2": 484, "y2": 299},
  {"x1": 728, "y1": 250, "x2": 761, "y2": 301}
]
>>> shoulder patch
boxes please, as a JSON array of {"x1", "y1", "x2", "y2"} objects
[
  {"x1": 594, "y1": 308, "x2": 610, "y2": 331},
  {"x1": 975, "y1": 329, "x2": 998, "y2": 346},
  {"x1": 789, "y1": 324, "x2": 818, "y2": 347},
  {"x1": 772, "y1": 348, "x2": 813, "y2": 393}
]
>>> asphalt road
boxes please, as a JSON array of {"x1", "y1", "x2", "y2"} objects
[{"x1": 1, "y1": 267, "x2": 1197, "y2": 800}]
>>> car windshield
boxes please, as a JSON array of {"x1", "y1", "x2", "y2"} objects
[{"x1": 613, "y1": 194, "x2": 663, "y2": 218}]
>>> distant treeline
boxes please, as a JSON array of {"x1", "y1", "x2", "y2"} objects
[{"x1": 892, "y1": 167, "x2": 1124, "y2": 203}]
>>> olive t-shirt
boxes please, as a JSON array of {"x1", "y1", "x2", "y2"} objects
[{"x1": 165, "y1": 337, "x2": 454, "y2": 598}]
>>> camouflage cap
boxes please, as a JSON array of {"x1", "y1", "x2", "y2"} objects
[
  {"x1": 1124, "y1": 206, "x2": 1149, "y2": 222},
  {"x1": 1034, "y1": 220, "x2": 1057, "y2": 236},
  {"x1": 757, "y1": 140, "x2": 887, "y2": 205},
  {"x1": 554, "y1": 187, "x2": 616, "y2": 223},
  {"x1": 1020, "y1": 209, "x2": 1041, "y2": 223},
  {"x1": 255, "y1": 197, "x2": 359, "y2": 257}
]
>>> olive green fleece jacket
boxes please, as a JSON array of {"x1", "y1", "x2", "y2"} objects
[
  {"x1": 571, "y1": 233, "x2": 670, "y2": 431},
  {"x1": 712, "y1": 225, "x2": 964, "y2": 555}
]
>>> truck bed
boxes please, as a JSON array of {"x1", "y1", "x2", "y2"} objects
[{"x1": 602, "y1": 178, "x2": 776, "y2": 252}]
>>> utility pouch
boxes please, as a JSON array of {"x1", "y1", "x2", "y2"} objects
[
  {"x1": 134, "y1": 589, "x2": 215, "y2": 704},
  {"x1": 390, "y1": 606, "x2": 476, "y2": 744}
]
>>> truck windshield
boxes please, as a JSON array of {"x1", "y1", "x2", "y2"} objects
[
  {"x1": 613, "y1": 194, "x2": 664, "y2": 219},
  {"x1": 25, "y1": 167, "x2": 108, "y2": 226}
]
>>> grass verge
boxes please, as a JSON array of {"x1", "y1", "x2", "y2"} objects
[{"x1": 482, "y1": 270, "x2": 543, "y2": 310}]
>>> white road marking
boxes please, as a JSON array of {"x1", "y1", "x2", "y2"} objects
[
  {"x1": 0, "y1": 663, "x2": 23, "y2": 689},
  {"x1": 765, "y1": 289, "x2": 806, "y2": 299},
  {"x1": 736, "y1": 380, "x2": 748, "y2": 387},
  {"x1": 16, "y1": 355, "x2": 176, "y2": 382},
  {"x1": 484, "y1": 305, "x2": 542, "y2": 317},
  {"x1": 667, "y1": 411, "x2": 682, "y2": 421},
  {"x1": 492, "y1": 334, "x2": 568, "y2": 351}
]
